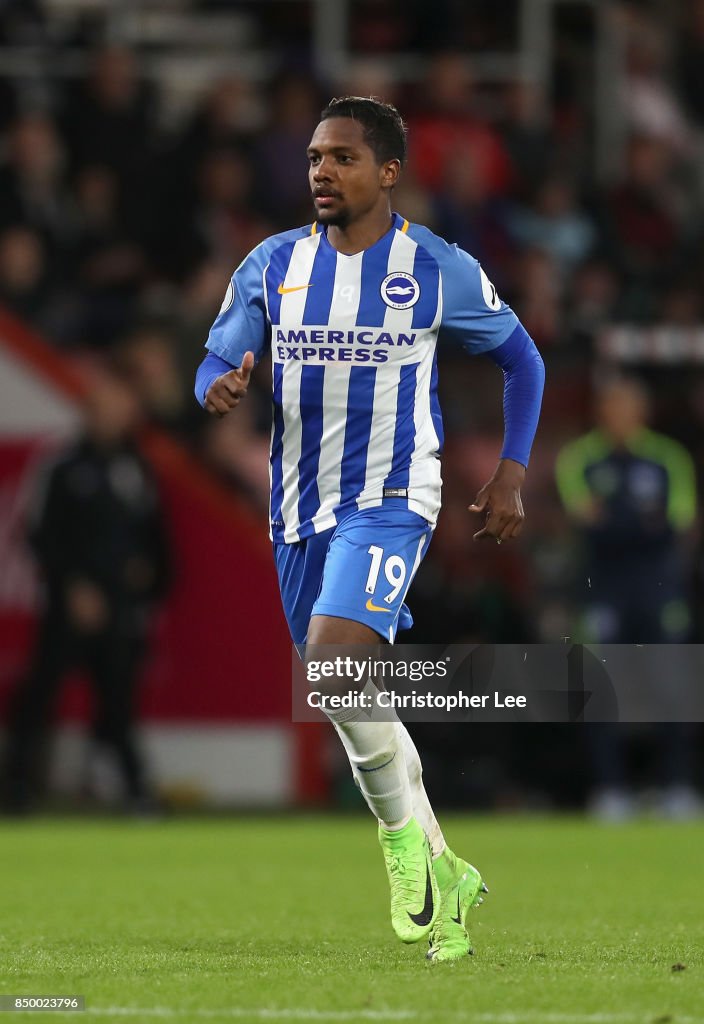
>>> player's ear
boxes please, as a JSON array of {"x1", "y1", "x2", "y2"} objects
[{"x1": 381, "y1": 158, "x2": 401, "y2": 189}]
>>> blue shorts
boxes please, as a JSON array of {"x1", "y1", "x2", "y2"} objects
[{"x1": 273, "y1": 500, "x2": 434, "y2": 645}]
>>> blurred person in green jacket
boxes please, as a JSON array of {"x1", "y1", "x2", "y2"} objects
[{"x1": 556, "y1": 376, "x2": 699, "y2": 821}]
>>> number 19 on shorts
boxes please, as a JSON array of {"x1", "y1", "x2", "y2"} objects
[{"x1": 365, "y1": 545, "x2": 407, "y2": 605}]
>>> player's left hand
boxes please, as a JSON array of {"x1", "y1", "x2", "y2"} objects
[{"x1": 469, "y1": 459, "x2": 526, "y2": 543}]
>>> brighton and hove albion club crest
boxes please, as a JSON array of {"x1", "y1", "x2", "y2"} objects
[
  {"x1": 219, "y1": 280, "x2": 235, "y2": 315},
  {"x1": 380, "y1": 272, "x2": 420, "y2": 310}
]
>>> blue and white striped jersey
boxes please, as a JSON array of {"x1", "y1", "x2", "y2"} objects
[{"x1": 206, "y1": 212, "x2": 520, "y2": 544}]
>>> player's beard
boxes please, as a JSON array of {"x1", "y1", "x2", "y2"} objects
[{"x1": 316, "y1": 203, "x2": 349, "y2": 229}]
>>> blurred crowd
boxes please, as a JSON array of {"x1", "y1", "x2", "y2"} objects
[
  {"x1": 1, "y1": 0, "x2": 704, "y2": 809},
  {"x1": 1, "y1": 2, "x2": 704, "y2": 634}
]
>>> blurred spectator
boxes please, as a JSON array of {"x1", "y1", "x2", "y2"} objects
[
  {"x1": 506, "y1": 178, "x2": 596, "y2": 279},
  {"x1": 598, "y1": 134, "x2": 686, "y2": 317},
  {"x1": 65, "y1": 164, "x2": 148, "y2": 346},
  {"x1": 350, "y1": 0, "x2": 414, "y2": 52},
  {"x1": 254, "y1": 73, "x2": 321, "y2": 222},
  {"x1": 408, "y1": 52, "x2": 513, "y2": 198},
  {"x1": 1, "y1": 372, "x2": 171, "y2": 814},
  {"x1": 117, "y1": 326, "x2": 203, "y2": 440},
  {"x1": 177, "y1": 76, "x2": 264, "y2": 167},
  {"x1": 556, "y1": 377, "x2": 699, "y2": 820},
  {"x1": 201, "y1": 388, "x2": 271, "y2": 513},
  {"x1": 0, "y1": 113, "x2": 71, "y2": 257},
  {"x1": 659, "y1": 282, "x2": 704, "y2": 325},
  {"x1": 0, "y1": 225, "x2": 52, "y2": 325},
  {"x1": 68, "y1": 165, "x2": 142, "y2": 277},
  {"x1": 677, "y1": 0, "x2": 704, "y2": 127},
  {"x1": 0, "y1": 0, "x2": 44, "y2": 46},
  {"x1": 511, "y1": 247, "x2": 563, "y2": 347},
  {"x1": 161, "y1": 77, "x2": 265, "y2": 261},
  {"x1": 341, "y1": 59, "x2": 400, "y2": 108},
  {"x1": 557, "y1": 377, "x2": 696, "y2": 643},
  {"x1": 391, "y1": 170, "x2": 437, "y2": 235},
  {"x1": 172, "y1": 260, "x2": 241, "y2": 382},
  {"x1": 61, "y1": 46, "x2": 156, "y2": 196},
  {"x1": 499, "y1": 81, "x2": 553, "y2": 197},
  {"x1": 164, "y1": 146, "x2": 271, "y2": 281},
  {"x1": 194, "y1": 145, "x2": 271, "y2": 257},
  {"x1": 619, "y1": 6, "x2": 693, "y2": 157},
  {"x1": 568, "y1": 260, "x2": 620, "y2": 336},
  {"x1": 431, "y1": 155, "x2": 513, "y2": 291}
]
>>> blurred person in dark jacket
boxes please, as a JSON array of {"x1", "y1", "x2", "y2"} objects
[
  {"x1": 556, "y1": 376, "x2": 699, "y2": 820},
  {"x1": 61, "y1": 46, "x2": 155, "y2": 197},
  {"x1": 2, "y1": 371, "x2": 171, "y2": 814},
  {"x1": 66, "y1": 164, "x2": 148, "y2": 346},
  {"x1": 0, "y1": 113, "x2": 71, "y2": 256}
]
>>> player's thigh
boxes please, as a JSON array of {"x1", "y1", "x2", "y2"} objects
[
  {"x1": 273, "y1": 530, "x2": 331, "y2": 646},
  {"x1": 311, "y1": 504, "x2": 433, "y2": 643}
]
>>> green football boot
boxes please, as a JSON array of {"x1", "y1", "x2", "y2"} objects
[
  {"x1": 379, "y1": 817, "x2": 439, "y2": 943},
  {"x1": 426, "y1": 847, "x2": 487, "y2": 963}
]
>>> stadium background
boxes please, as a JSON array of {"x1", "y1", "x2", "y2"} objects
[{"x1": 0, "y1": 0, "x2": 703, "y2": 812}]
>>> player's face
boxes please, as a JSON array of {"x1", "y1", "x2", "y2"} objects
[{"x1": 307, "y1": 118, "x2": 398, "y2": 228}]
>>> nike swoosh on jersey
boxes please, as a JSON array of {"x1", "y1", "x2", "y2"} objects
[
  {"x1": 277, "y1": 282, "x2": 314, "y2": 294},
  {"x1": 407, "y1": 865, "x2": 435, "y2": 926},
  {"x1": 365, "y1": 597, "x2": 393, "y2": 613}
]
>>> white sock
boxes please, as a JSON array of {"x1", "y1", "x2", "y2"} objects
[
  {"x1": 327, "y1": 714, "x2": 412, "y2": 827},
  {"x1": 396, "y1": 722, "x2": 446, "y2": 859},
  {"x1": 332, "y1": 716, "x2": 446, "y2": 852}
]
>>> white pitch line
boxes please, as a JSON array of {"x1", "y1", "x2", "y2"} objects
[
  {"x1": 472, "y1": 1016, "x2": 704, "y2": 1024},
  {"x1": 34, "y1": 1010, "x2": 704, "y2": 1024},
  {"x1": 82, "y1": 1010, "x2": 415, "y2": 1021}
]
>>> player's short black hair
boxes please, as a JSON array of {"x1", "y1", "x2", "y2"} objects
[{"x1": 320, "y1": 96, "x2": 407, "y2": 166}]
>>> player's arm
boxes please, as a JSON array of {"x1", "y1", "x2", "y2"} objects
[
  {"x1": 471, "y1": 325, "x2": 545, "y2": 542},
  {"x1": 194, "y1": 239, "x2": 272, "y2": 415},
  {"x1": 437, "y1": 244, "x2": 545, "y2": 542}
]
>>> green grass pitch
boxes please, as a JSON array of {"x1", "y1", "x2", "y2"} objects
[{"x1": 0, "y1": 814, "x2": 702, "y2": 1023}]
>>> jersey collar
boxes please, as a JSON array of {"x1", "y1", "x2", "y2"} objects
[{"x1": 315, "y1": 212, "x2": 408, "y2": 256}]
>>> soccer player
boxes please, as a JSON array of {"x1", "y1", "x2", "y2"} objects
[{"x1": 195, "y1": 97, "x2": 544, "y2": 961}]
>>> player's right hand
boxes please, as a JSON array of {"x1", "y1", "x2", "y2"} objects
[{"x1": 204, "y1": 351, "x2": 255, "y2": 417}]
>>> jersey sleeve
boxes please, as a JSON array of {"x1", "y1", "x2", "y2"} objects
[
  {"x1": 438, "y1": 244, "x2": 520, "y2": 355},
  {"x1": 205, "y1": 242, "x2": 272, "y2": 366}
]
